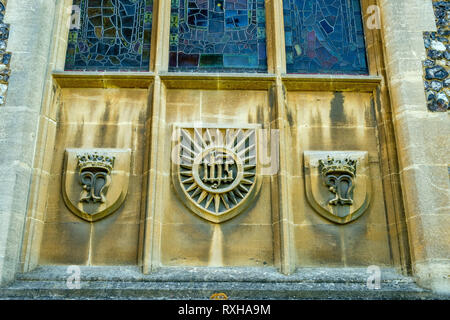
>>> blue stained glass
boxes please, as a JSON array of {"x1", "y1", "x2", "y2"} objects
[
  {"x1": 169, "y1": 0, "x2": 267, "y2": 72},
  {"x1": 283, "y1": 0, "x2": 368, "y2": 74},
  {"x1": 65, "y1": 0, "x2": 153, "y2": 72}
]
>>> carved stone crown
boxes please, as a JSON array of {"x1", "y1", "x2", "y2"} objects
[
  {"x1": 77, "y1": 152, "x2": 115, "y2": 174},
  {"x1": 318, "y1": 156, "x2": 357, "y2": 177}
]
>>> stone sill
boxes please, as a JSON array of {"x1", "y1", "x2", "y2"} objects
[
  {"x1": 1, "y1": 266, "x2": 445, "y2": 300},
  {"x1": 52, "y1": 71, "x2": 155, "y2": 89},
  {"x1": 282, "y1": 74, "x2": 382, "y2": 92},
  {"x1": 159, "y1": 72, "x2": 277, "y2": 90},
  {"x1": 52, "y1": 71, "x2": 382, "y2": 92},
  {"x1": 13, "y1": 265, "x2": 410, "y2": 283}
]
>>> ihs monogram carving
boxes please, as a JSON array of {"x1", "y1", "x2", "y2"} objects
[
  {"x1": 62, "y1": 149, "x2": 131, "y2": 222},
  {"x1": 172, "y1": 126, "x2": 262, "y2": 223},
  {"x1": 304, "y1": 151, "x2": 371, "y2": 225},
  {"x1": 318, "y1": 156, "x2": 357, "y2": 206},
  {"x1": 77, "y1": 152, "x2": 115, "y2": 204}
]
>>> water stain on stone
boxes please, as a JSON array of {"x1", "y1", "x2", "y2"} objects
[
  {"x1": 367, "y1": 98, "x2": 377, "y2": 127},
  {"x1": 286, "y1": 107, "x2": 294, "y2": 127},
  {"x1": 73, "y1": 121, "x2": 84, "y2": 148},
  {"x1": 376, "y1": 87, "x2": 383, "y2": 115},
  {"x1": 268, "y1": 85, "x2": 275, "y2": 110},
  {"x1": 103, "y1": 101, "x2": 111, "y2": 123},
  {"x1": 329, "y1": 92, "x2": 346, "y2": 125},
  {"x1": 312, "y1": 105, "x2": 323, "y2": 126},
  {"x1": 96, "y1": 100, "x2": 118, "y2": 147},
  {"x1": 97, "y1": 124, "x2": 108, "y2": 146},
  {"x1": 257, "y1": 104, "x2": 264, "y2": 127}
]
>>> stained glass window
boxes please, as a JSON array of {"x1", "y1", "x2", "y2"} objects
[
  {"x1": 65, "y1": 0, "x2": 153, "y2": 71},
  {"x1": 169, "y1": 0, "x2": 267, "y2": 73},
  {"x1": 283, "y1": 0, "x2": 368, "y2": 74}
]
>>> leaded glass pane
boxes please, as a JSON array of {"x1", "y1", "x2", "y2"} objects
[
  {"x1": 65, "y1": 0, "x2": 153, "y2": 71},
  {"x1": 169, "y1": 0, "x2": 267, "y2": 73},
  {"x1": 283, "y1": 0, "x2": 368, "y2": 74}
]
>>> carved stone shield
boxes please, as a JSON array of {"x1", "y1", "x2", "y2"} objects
[
  {"x1": 62, "y1": 148, "x2": 131, "y2": 222},
  {"x1": 172, "y1": 125, "x2": 262, "y2": 223},
  {"x1": 304, "y1": 151, "x2": 371, "y2": 224}
]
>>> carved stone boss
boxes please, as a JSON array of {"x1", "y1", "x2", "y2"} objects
[
  {"x1": 172, "y1": 125, "x2": 262, "y2": 223},
  {"x1": 304, "y1": 151, "x2": 371, "y2": 224},
  {"x1": 62, "y1": 149, "x2": 131, "y2": 222}
]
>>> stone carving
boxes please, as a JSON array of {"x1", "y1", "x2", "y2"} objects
[
  {"x1": 304, "y1": 151, "x2": 371, "y2": 224},
  {"x1": 318, "y1": 156, "x2": 357, "y2": 206},
  {"x1": 77, "y1": 152, "x2": 115, "y2": 204},
  {"x1": 172, "y1": 126, "x2": 262, "y2": 223},
  {"x1": 62, "y1": 149, "x2": 131, "y2": 222}
]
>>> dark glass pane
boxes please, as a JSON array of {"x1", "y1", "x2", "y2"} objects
[
  {"x1": 169, "y1": 0, "x2": 267, "y2": 73},
  {"x1": 283, "y1": 0, "x2": 368, "y2": 74},
  {"x1": 65, "y1": 0, "x2": 153, "y2": 72}
]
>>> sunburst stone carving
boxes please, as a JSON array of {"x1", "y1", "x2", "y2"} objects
[{"x1": 173, "y1": 126, "x2": 261, "y2": 223}]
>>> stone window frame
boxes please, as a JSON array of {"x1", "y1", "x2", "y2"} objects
[
  {"x1": 59, "y1": 0, "x2": 376, "y2": 76},
  {"x1": 16, "y1": 0, "x2": 412, "y2": 277}
]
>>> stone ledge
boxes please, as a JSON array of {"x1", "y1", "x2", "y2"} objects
[
  {"x1": 282, "y1": 74, "x2": 382, "y2": 92},
  {"x1": 52, "y1": 72, "x2": 155, "y2": 89},
  {"x1": 159, "y1": 73, "x2": 277, "y2": 90},
  {"x1": 0, "y1": 266, "x2": 447, "y2": 300}
]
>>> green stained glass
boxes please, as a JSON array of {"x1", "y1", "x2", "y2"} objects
[{"x1": 65, "y1": 0, "x2": 153, "y2": 71}]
